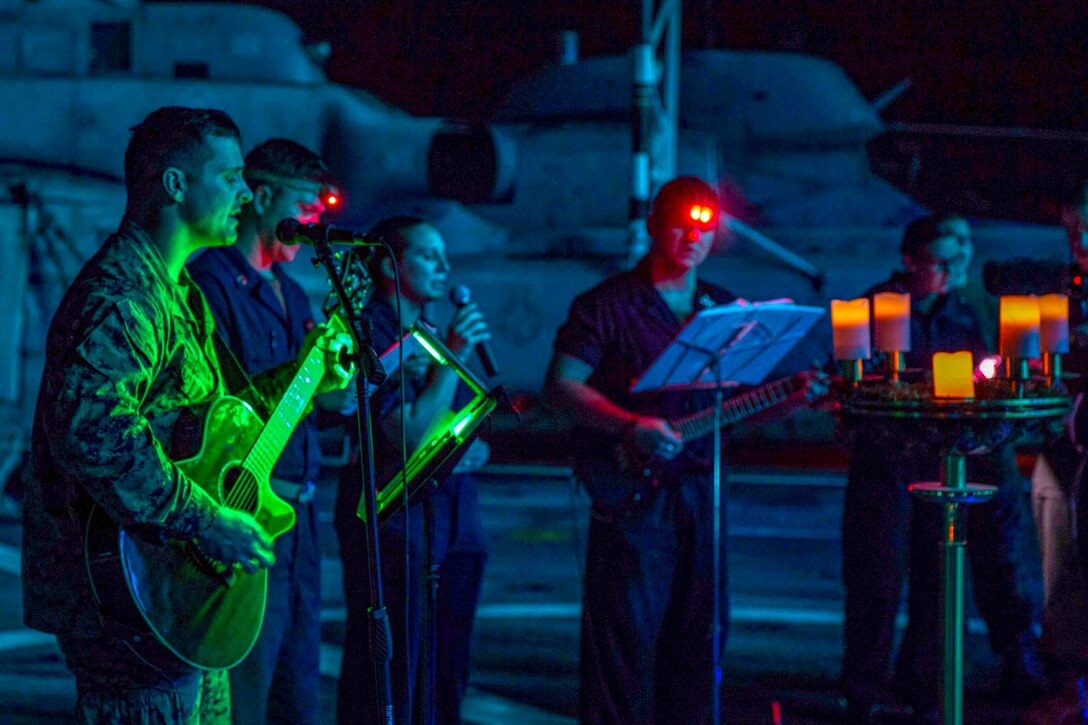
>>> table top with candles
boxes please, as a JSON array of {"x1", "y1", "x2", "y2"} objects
[{"x1": 837, "y1": 376, "x2": 1070, "y2": 420}]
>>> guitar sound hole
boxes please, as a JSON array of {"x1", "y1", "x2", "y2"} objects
[{"x1": 221, "y1": 465, "x2": 258, "y2": 515}]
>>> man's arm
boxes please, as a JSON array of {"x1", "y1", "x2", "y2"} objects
[
  {"x1": 379, "y1": 303, "x2": 487, "y2": 452},
  {"x1": 49, "y1": 300, "x2": 273, "y2": 571},
  {"x1": 50, "y1": 301, "x2": 217, "y2": 533},
  {"x1": 544, "y1": 352, "x2": 683, "y2": 461}
]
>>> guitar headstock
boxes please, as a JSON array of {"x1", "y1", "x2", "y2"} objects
[{"x1": 321, "y1": 247, "x2": 374, "y2": 319}]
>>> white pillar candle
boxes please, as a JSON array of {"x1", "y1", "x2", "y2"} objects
[
  {"x1": 1039, "y1": 293, "x2": 1070, "y2": 354},
  {"x1": 873, "y1": 292, "x2": 911, "y2": 352},
  {"x1": 831, "y1": 298, "x2": 871, "y2": 360},
  {"x1": 999, "y1": 295, "x2": 1041, "y2": 360}
]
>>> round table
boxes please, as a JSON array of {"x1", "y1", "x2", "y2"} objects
[{"x1": 840, "y1": 384, "x2": 1070, "y2": 725}]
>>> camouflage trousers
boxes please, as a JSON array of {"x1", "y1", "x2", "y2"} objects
[{"x1": 57, "y1": 631, "x2": 231, "y2": 724}]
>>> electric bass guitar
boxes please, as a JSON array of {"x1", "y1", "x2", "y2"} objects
[
  {"x1": 84, "y1": 250, "x2": 369, "y2": 670},
  {"x1": 574, "y1": 375, "x2": 802, "y2": 514}
]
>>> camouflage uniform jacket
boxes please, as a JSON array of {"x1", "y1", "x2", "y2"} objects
[{"x1": 23, "y1": 219, "x2": 258, "y2": 638}]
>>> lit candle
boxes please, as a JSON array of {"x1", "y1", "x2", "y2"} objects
[
  {"x1": 1039, "y1": 293, "x2": 1070, "y2": 354},
  {"x1": 932, "y1": 351, "x2": 975, "y2": 398},
  {"x1": 999, "y1": 295, "x2": 1041, "y2": 360},
  {"x1": 831, "y1": 298, "x2": 871, "y2": 360},
  {"x1": 873, "y1": 292, "x2": 911, "y2": 352}
]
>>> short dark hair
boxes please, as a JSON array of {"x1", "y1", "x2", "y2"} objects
[
  {"x1": 124, "y1": 107, "x2": 240, "y2": 196},
  {"x1": 243, "y1": 138, "x2": 331, "y2": 188},
  {"x1": 650, "y1": 176, "x2": 719, "y2": 223},
  {"x1": 646, "y1": 177, "x2": 720, "y2": 245},
  {"x1": 933, "y1": 211, "x2": 967, "y2": 226},
  {"x1": 900, "y1": 215, "x2": 950, "y2": 258},
  {"x1": 366, "y1": 215, "x2": 430, "y2": 278}
]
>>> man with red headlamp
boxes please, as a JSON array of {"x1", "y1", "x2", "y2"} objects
[
  {"x1": 841, "y1": 216, "x2": 1045, "y2": 724},
  {"x1": 546, "y1": 177, "x2": 823, "y2": 724}
]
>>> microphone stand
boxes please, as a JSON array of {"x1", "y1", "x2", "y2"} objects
[
  {"x1": 686, "y1": 343, "x2": 727, "y2": 725},
  {"x1": 310, "y1": 234, "x2": 394, "y2": 725},
  {"x1": 421, "y1": 485, "x2": 438, "y2": 725},
  {"x1": 711, "y1": 366, "x2": 724, "y2": 725}
]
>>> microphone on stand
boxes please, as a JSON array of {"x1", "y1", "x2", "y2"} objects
[
  {"x1": 275, "y1": 218, "x2": 383, "y2": 247},
  {"x1": 449, "y1": 285, "x2": 500, "y2": 377}
]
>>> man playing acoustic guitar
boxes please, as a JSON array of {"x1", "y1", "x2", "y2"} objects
[
  {"x1": 22, "y1": 107, "x2": 352, "y2": 724},
  {"x1": 545, "y1": 176, "x2": 825, "y2": 724}
]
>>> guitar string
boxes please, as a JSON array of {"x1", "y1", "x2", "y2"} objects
[
  {"x1": 678, "y1": 379, "x2": 794, "y2": 440},
  {"x1": 219, "y1": 300, "x2": 361, "y2": 513},
  {"x1": 222, "y1": 352, "x2": 323, "y2": 512}
]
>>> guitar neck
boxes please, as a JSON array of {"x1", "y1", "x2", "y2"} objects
[
  {"x1": 243, "y1": 313, "x2": 346, "y2": 480},
  {"x1": 671, "y1": 376, "x2": 798, "y2": 444}
]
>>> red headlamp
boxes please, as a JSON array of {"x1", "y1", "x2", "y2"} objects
[{"x1": 688, "y1": 204, "x2": 716, "y2": 227}]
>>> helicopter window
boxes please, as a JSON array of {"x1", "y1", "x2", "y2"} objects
[
  {"x1": 90, "y1": 23, "x2": 131, "y2": 74},
  {"x1": 174, "y1": 62, "x2": 209, "y2": 79}
]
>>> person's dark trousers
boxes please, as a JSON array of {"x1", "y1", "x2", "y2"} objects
[
  {"x1": 842, "y1": 439, "x2": 1034, "y2": 712},
  {"x1": 337, "y1": 475, "x2": 487, "y2": 725},
  {"x1": 230, "y1": 500, "x2": 322, "y2": 725},
  {"x1": 840, "y1": 437, "x2": 913, "y2": 709},
  {"x1": 578, "y1": 471, "x2": 729, "y2": 725},
  {"x1": 57, "y1": 628, "x2": 229, "y2": 724},
  {"x1": 897, "y1": 445, "x2": 1032, "y2": 709}
]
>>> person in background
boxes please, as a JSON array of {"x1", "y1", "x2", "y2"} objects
[
  {"x1": 840, "y1": 215, "x2": 1046, "y2": 724},
  {"x1": 1021, "y1": 172, "x2": 1088, "y2": 723},
  {"x1": 334, "y1": 215, "x2": 490, "y2": 725},
  {"x1": 188, "y1": 138, "x2": 353, "y2": 724}
]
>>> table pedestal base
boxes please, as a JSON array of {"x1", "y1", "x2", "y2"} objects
[{"x1": 909, "y1": 454, "x2": 998, "y2": 725}]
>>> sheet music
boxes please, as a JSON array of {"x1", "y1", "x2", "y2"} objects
[{"x1": 631, "y1": 301, "x2": 825, "y2": 392}]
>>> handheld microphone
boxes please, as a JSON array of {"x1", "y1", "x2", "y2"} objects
[
  {"x1": 275, "y1": 218, "x2": 382, "y2": 247},
  {"x1": 449, "y1": 285, "x2": 500, "y2": 377}
]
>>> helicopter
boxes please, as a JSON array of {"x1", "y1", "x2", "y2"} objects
[{"x1": 0, "y1": 0, "x2": 1069, "y2": 483}]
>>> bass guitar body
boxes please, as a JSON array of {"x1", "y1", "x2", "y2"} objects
[
  {"x1": 573, "y1": 376, "x2": 800, "y2": 515},
  {"x1": 85, "y1": 396, "x2": 296, "y2": 670},
  {"x1": 573, "y1": 434, "x2": 671, "y2": 515}
]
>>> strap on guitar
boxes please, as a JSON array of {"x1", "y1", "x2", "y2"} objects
[{"x1": 212, "y1": 331, "x2": 273, "y2": 420}]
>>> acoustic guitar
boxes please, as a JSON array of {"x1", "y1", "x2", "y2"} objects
[{"x1": 83, "y1": 250, "x2": 369, "y2": 670}]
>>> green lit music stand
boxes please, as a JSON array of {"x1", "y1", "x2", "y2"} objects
[{"x1": 356, "y1": 321, "x2": 500, "y2": 525}]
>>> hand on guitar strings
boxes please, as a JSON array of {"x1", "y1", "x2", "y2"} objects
[
  {"x1": 798, "y1": 369, "x2": 831, "y2": 403},
  {"x1": 628, "y1": 416, "x2": 684, "y2": 461},
  {"x1": 304, "y1": 324, "x2": 356, "y2": 393},
  {"x1": 196, "y1": 507, "x2": 276, "y2": 574}
]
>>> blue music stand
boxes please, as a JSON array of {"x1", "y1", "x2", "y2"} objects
[
  {"x1": 631, "y1": 300, "x2": 825, "y2": 391},
  {"x1": 629, "y1": 298, "x2": 824, "y2": 725}
]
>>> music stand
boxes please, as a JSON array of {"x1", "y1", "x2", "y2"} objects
[
  {"x1": 358, "y1": 321, "x2": 501, "y2": 725},
  {"x1": 357, "y1": 322, "x2": 500, "y2": 525},
  {"x1": 632, "y1": 300, "x2": 824, "y2": 391},
  {"x1": 630, "y1": 300, "x2": 823, "y2": 725},
  {"x1": 365, "y1": 331, "x2": 422, "y2": 396}
]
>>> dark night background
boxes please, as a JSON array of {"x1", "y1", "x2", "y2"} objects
[
  {"x1": 153, "y1": 0, "x2": 1088, "y2": 221},
  {"x1": 172, "y1": 0, "x2": 1088, "y2": 128}
]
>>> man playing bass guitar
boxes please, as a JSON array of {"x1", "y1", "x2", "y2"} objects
[{"x1": 545, "y1": 176, "x2": 826, "y2": 725}]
